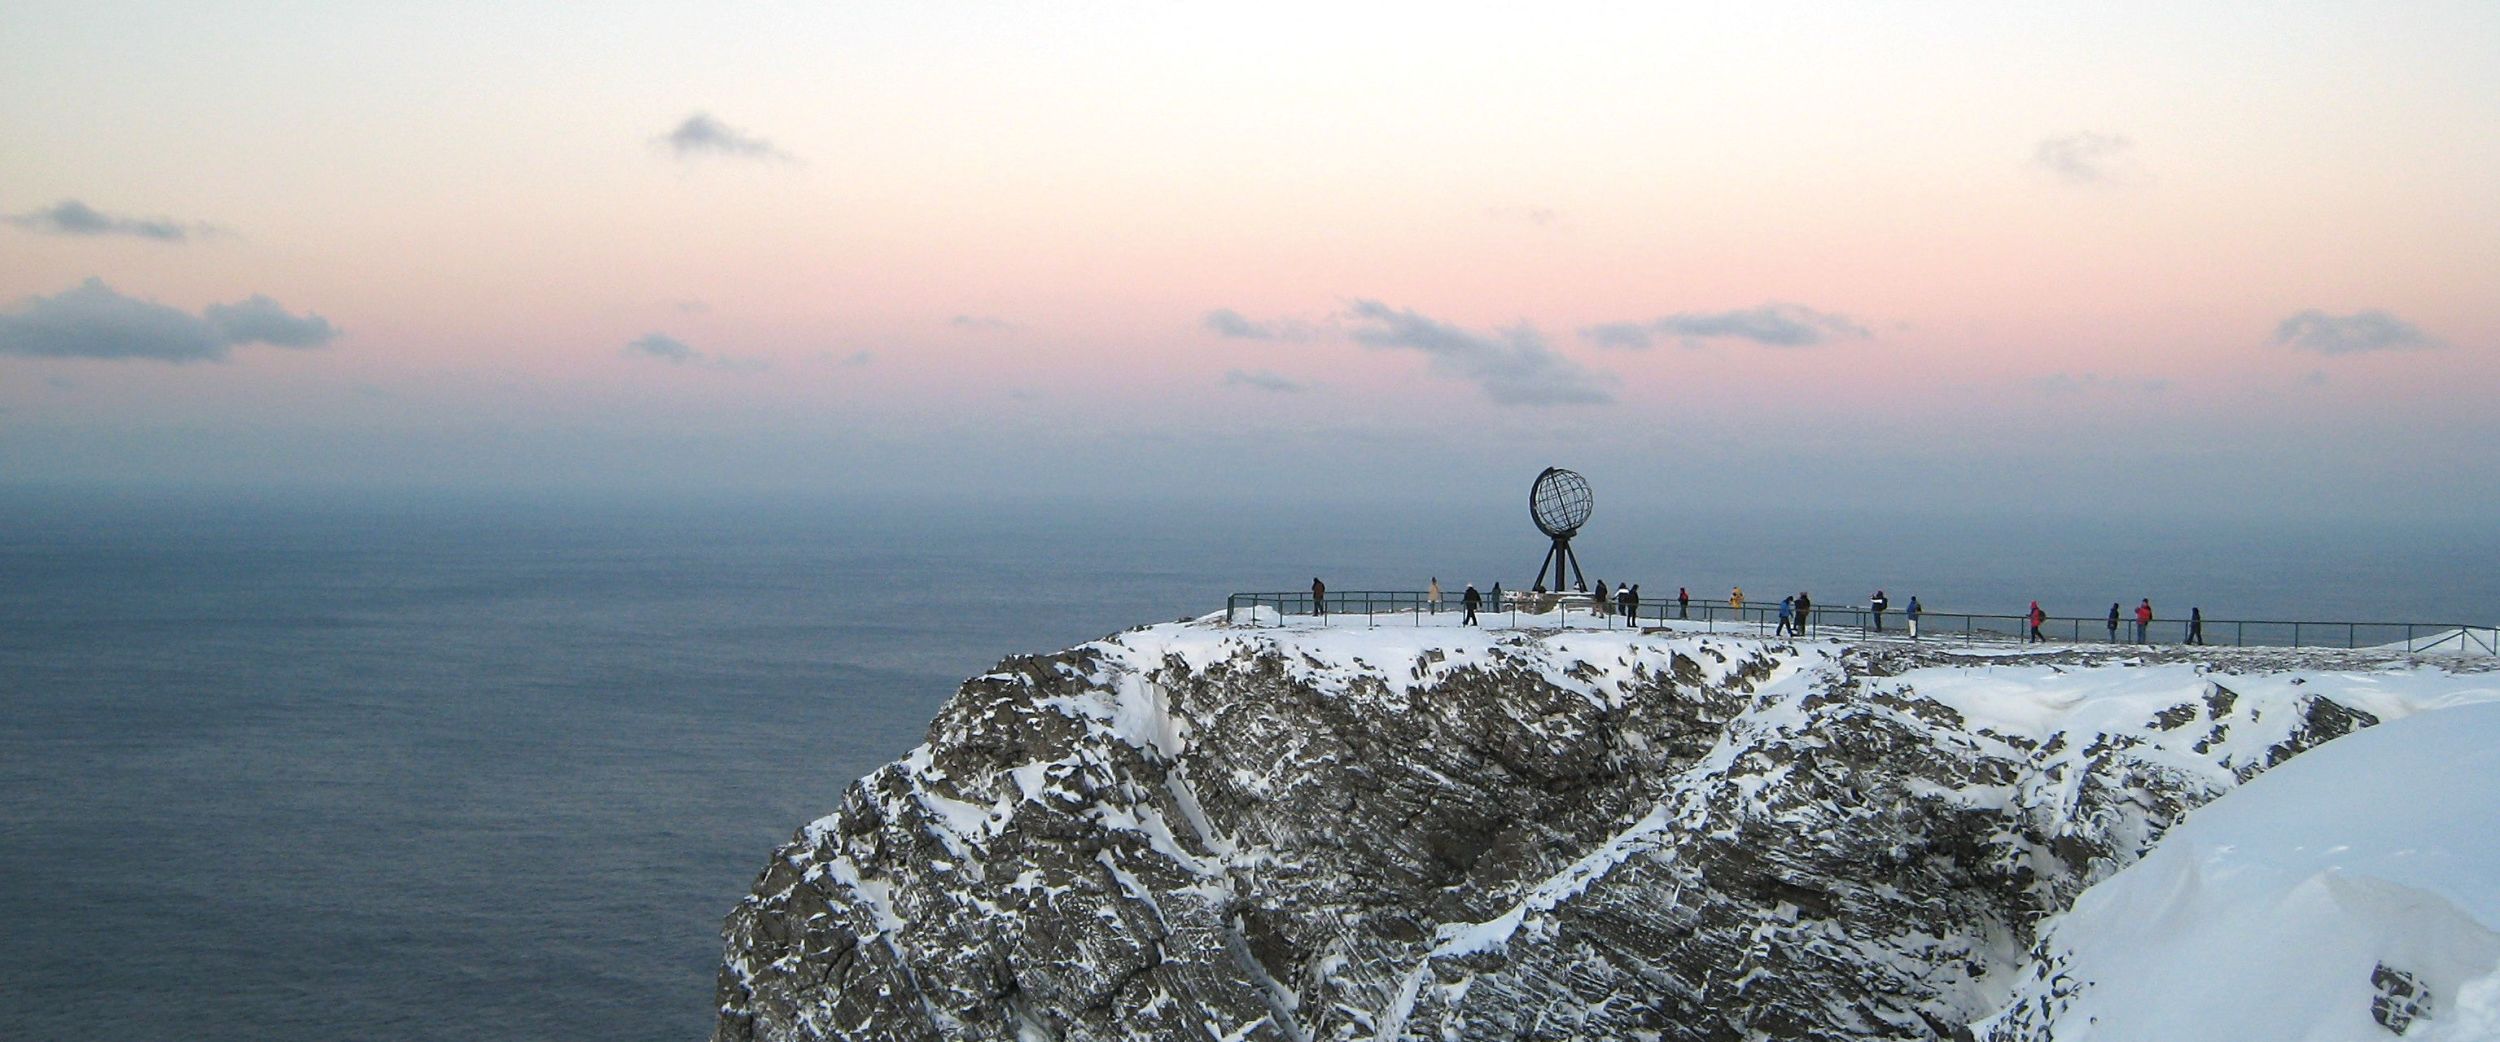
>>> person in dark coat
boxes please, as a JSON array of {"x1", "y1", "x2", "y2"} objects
[
  {"x1": 1593, "y1": 580, "x2": 1610, "y2": 618},
  {"x1": 1312, "y1": 577, "x2": 1326, "y2": 617},
  {"x1": 1678, "y1": 586, "x2": 1690, "y2": 619},
  {"x1": 2107, "y1": 603, "x2": 2121, "y2": 642},
  {"x1": 2188, "y1": 606, "x2": 2205, "y2": 645},
  {"x1": 1462, "y1": 583, "x2": 1482, "y2": 626},
  {"x1": 1870, "y1": 589, "x2": 1889, "y2": 632},
  {"x1": 1795, "y1": 591, "x2": 1813, "y2": 636},
  {"x1": 1624, "y1": 584, "x2": 1640, "y2": 626}
]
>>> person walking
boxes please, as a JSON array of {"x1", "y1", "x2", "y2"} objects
[
  {"x1": 2188, "y1": 606, "x2": 2205, "y2": 645},
  {"x1": 1428, "y1": 577, "x2": 1442, "y2": 615},
  {"x1": 2135, "y1": 598, "x2": 2153, "y2": 644},
  {"x1": 1461, "y1": 583, "x2": 1482, "y2": 626},
  {"x1": 2028, "y1": 600, "x2": 2047, "y2": 643},
  {"x1": 1678, "y1": 586, "x2": 1690, "y2": 619},
  {"x1": 1776, "y1": 595, "x2": 1795, "y2": 637},
  {"x1": 1796, "y1": 591, "x2": 1813, "y2": 637},
  {"x1": 1869, "y1": 589, "x2": 1889, "y2": 633},
  {"x1": 2107, "y1": 603, "x2": 2121, "y2": 643},
  {"x1": 1311, "y1": 577, "x2": 1326, "y2": 618},
  {"x1": 1906, "y1": 595, "x2": 1923, "y2": 640},
  {"x1": 1593, "y1": 580, "x2": 1610, "y2": 620}
]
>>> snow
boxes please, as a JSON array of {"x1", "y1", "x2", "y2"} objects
[
  {"x1": 1974, "y1": 701, "x2": 2500, "y2": 1041},
  {"x1": 761, "y1": 610, "x2": 2500, "y2": 1041}
]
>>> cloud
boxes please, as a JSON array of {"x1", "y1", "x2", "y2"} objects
[
  {"x1": 1343, "y1": 299, "x2": 1612, "y2": 406},
  {"x1": 950, "y1": 314, "x2": 1015, "y2": 332},
  {"x1": 623, "y1": 332, "x2": 764, "y2": 372},
  {"x1": 2033, "y1": 132, "x2": 2135, "y2": 184},
  {"x1": 2272, "y1": 309, "x2": 2436, "y2": 355},
  {"x1": 658, "y1": 113, "x2": 795, "y2": 162},
  {"x1": 1204, "y1": 308, "x2": 1275, "y2": 340},
  {"x1": 1580, "y1": 303, "x2": 1870, "y2": 349},
  {"x1": 1222, "y1": 369, "x2": 1307, "y2": 393},
  {"x1": 0, "y1": 278, "x2": 336, "y2": 362},
  {"x1": 4, "y1": 199, "x2": 205, "y2": 241},
  {"x1": 204, "y1": 295, "x2": 339, "y2": 347},
  {"x1": 1201, "y1": 308, "x2": 1317, "y2": 342}
]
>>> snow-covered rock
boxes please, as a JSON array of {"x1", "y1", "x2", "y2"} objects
[{"x1": 709, "y1": 617, "x2": 2500, "y2": 1041}]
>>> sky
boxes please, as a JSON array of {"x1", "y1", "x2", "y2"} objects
[{"x1": 4, "y1": 1, "x2": 2496, "y2": 519}]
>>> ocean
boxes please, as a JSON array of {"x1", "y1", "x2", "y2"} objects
[{"x1": 3, "y1": 487, "x2": 2491, "y2": 1041}]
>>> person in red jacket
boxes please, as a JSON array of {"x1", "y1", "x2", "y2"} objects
[
  {"x1": 2027, "y1": 600, "x2": 2046, "y2": 643},
  {"x1": 2135, "y1": 598, "x2": 2153, "y2": 644}
]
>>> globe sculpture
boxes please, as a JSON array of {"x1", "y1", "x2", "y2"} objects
[{"x1": 1529, "y1": 467, "x2": 1592, "y2": 592}]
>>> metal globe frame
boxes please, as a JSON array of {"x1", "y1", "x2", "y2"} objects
[{"x1": 1528, "y1": 467, "x2": 1592, "y2": 591}]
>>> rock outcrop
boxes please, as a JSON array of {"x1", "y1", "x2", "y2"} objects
[{"x1": 710, "y1": 621, "x2": 2466, "y2": 1041}]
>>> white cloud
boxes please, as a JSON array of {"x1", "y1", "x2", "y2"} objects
[
  {"x1": 657, "y1": 113, "x2": 795, "y2": 162},
  {"x1": 2272, "y1": 309, "x2": 2436, "y2": 355},
  {"x1": 1344, "y1": 300, "x2": 1612, "y2": 406},
  {"x1": 0, "y1": 278, "x2": 335, "y2": 362},
  {"x1": 1580, "y1": 303, "x2": 1870, "y2": 349}
]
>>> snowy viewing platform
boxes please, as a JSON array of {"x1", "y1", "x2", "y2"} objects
[{"x1": 1225, "y1": 589, "x2": 2500, "y2": 657}]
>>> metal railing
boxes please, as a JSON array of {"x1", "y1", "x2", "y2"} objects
[{"x1": 1224, "y1": 591, "x2": 2499, "y2": 655}]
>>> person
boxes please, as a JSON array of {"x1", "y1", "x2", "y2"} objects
[
  {"x1": 1906, "y1": 595, "x2": 1922, "y2": 640},
  {"x1": 1730, "y1": 586, "x2": 1744, "y2": 620},
  {"x1": 2107, "y1": 603, "x2": 2121, "y2": 643},
  {"x1": 1623, "y1": 584, "x2": 1640, "y2": 627},
  {"x1": 1775, "y1": 595, "x2": 1795, "y2": 636},
  {"x1": 2028, "y1": 600, "x2": 2046, "y2": 643},
  {"x1": 2135, "y1": 598, "x2": 2153, "y2": 644},
  {"x1": 1490, "y1": 582, "x2": 1503, "y2": 613},
  {"x1": 1427, "y1": 577, "x2": 1442, "y2": 615},
  {"x1": 1870, "y1": 589, "x2": 1889, "y2": 632},
  {"x1": 1593, "y1": 580, "x2": 1610, "y2": 618},
  {"x1": 2188, "y1": 606, "x2": 2204, "y2": 645},
  {"x1": 1796, "y1": 591, "x2": 1813, "y2": 637},
  {"x1": 1678, "y1": 586, "x2": 1690, "y2": 619},
  {"x1": 1311, "y1": 577, "x2": 1326, "y2": 617},
  {"x1": 1461, "y1": 583, "x2": 1482, "y2": 626}
]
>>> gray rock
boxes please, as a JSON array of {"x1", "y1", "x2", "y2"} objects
[{"x1": 709, "y1": 626, "x2": 2430, "y2": 1042}]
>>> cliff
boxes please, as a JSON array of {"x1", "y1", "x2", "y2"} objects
[{"x1": 710, "y1": 619, "x2": 2497, "y2": 1041}]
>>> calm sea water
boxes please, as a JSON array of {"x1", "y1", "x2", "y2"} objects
[{"x1": 3, "y1": 488, "x2": 2491, "y2": 1041}]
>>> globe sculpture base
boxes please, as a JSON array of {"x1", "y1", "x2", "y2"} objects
[{"x1": 1533, "y1": 536, "x2": 1585, "y2": 593}]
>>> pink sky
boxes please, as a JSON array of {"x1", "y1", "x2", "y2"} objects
[{"x1": 4, "y1": 2, "x2": 2495, "y2": 515}]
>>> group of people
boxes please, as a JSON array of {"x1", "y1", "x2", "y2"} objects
[
  {"x1": 1763, "y1": 588, "x2": 1928, "y2": 639},
  {"x1": 1421, "y1": 577, "x2": 1494, "y2": 625},
  {"x1": 2013, "y1": 599, "x2": 2205, "y2": 645},
  {"x1": 1317, "y1": 576, "x2": 2209, "y2": 647}
]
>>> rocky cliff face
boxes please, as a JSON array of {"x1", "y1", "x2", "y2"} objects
[{"x1": 710, "y1": 622, "x2": 2435, "y2": 1042}]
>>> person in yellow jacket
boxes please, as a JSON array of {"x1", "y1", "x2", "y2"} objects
[{"x1": 1730, "y1": 586, "x2": 1744, "y2": 620}]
